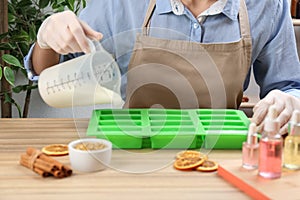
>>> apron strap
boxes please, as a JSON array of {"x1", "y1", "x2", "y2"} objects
[
  {"x1": 142, "y1": 0, "x2": 157, "y2": 35},
  {"x1": 143, "y1": 0, "x2": 252, "y2": 41},
  {"x1": 238, "y1": 0, "x2": 251, "y2": 39},
  {"x1": 238, "y1": 0, "x2": 252, "y2": 71}
]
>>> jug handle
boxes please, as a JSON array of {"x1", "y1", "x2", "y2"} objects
[{"x1": 87, "y1": 38, "x2": 105, "y2": 53}]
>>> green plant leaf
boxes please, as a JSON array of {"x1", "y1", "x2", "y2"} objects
[
  {"x1": 57, "y1": 0, "x2": 66, "y2": 4},
  {"x1": 39, "y1": 0, "x2": 50, "y2": 8},
  {"x1": 12, "y1": 84, "x2": 37, "y2": 93},
  {"x1": 11, "y1": 0, "x2": 18, "y2": 5},
  {"x1": 4, "y1": 93, "x2": 12, "y2": 104},
  {"x1": 54, "y1": 6, "x2": 65, "y2": 12},
  {"x1": 10, "y1": 30, "x2": 30, "y2": 43},
  {"x1": 82, "y1": 0, "x2": 86, "y2": 9},
  {"x1": 4, "y1": 67, "x2": 15, "y2": 86},
  {"x1": 8, "y1": 4, "x2": 16, "y2": 15},
  {"x1": 2, "y1": 54, "x2": 23, "y2": 68},
  {"x1": 18, "y1": 42, "x2": 30, "y2": 56},
  {"x1": 0, "y1": 67, "x2": 2, "y2": 80},
  {"x1": 29, "y1": 24, "x2": 37, "y2": 41},
  {"x1": 67, "y1": 0, "x2": 75, "y2": 11},
  {"x1": 8, "y1": 13, "x2": 16, "y2": 23},
  {"x1": 69, "y1": 0, "x2": 75, "y2": 5},
  {"x1": 17, "y1": 0, "x2": 32, "y2": 8},
  {"x1": 27, "y1": 85, "x2": 38, "y2": 90},
  {"x1": 25, "y1": 7, "x2": 38, "y2": 18},
  {"x1": 0, "y1": 43, "x2": 13, "y2": 51},
  {"x1": 4, "y1": 93, "x2": 22, "y2": 117},
  {"x1": 0, "y1": 32, "x2": 8, "y2": 40},
  {"x1": 12, "y1": 85, "x2": 26, "y2": 93}
]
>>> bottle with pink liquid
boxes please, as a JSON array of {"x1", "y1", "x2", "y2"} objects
[
  {"x1": 258, "y1": 106, "x2": 283, "y2": 179},
  {"x1": 242, "y1": 123, "x2": 259, "y2": 169}
]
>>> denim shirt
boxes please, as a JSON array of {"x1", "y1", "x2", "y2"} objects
[{"x1": 24, "y1": 0, "x2": 300, "y2": 100}]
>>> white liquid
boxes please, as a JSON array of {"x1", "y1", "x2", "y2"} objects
[
  {"x1": 40, "y1": 83, "x2": 123, "y2": 108},
  {"x1": 38, "y1": 46, "x2": 123, "y2": 108}
]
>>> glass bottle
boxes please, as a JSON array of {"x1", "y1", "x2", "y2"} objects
[
  {"x1": 258, "y1": 106, "x2": 283, "y2": 179},
  {"x1": 284, "y1": 110, "x2": 300, "y2": 170},
  {"x1": 242, "y1": 123, "x2": 259, "y2": 169}
]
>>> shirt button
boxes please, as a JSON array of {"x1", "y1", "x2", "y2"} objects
[{"x1": 193, "y1": 23, "x2": 199, "y2": 29}]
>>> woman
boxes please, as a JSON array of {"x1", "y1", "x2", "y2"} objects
[{"x1": 25, "y1": 0, "x2": 300, "y2": 134}]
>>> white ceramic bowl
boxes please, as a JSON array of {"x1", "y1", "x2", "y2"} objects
[{"x1": 68, "y1": 138, "x2": 112, "y2": 172}]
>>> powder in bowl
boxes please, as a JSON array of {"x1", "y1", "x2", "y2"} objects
[
  {"x1": 68, "y1": 138, "x2": 112, "y2": 172},
  {"x1": 75, "y1": 142, "x2": 107, "y2": 151}
]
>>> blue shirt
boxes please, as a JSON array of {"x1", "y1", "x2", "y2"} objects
[{"x1": 24, "y1": 0, "x2": 300, "y2": 100}]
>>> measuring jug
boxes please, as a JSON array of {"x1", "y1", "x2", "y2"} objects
[{"x1": 38, "y1": 40, "x2": 123, "y2": 108}]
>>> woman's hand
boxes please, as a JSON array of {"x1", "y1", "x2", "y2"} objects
[
  {"x1": 37, "y1": 10, "x2": 102, "y2": 55},
  {"x1": 252, "y1": 89, "x2": 300, "y2": 135}
]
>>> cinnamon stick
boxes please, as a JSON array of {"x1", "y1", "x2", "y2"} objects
[
  {"x1": 19, "y1": 156, "x2": 51, "y2": 177},
  {"x1": 19, "y1": 147, "x2": 72, "y2": 178},
  {"x1": 62, "y1": 165, "x2": 73, "y2": 177},
  {"x1": 33, "y1": 167, "x2": 52, "y2": 178},
  {"x1": 20, "y1": 154, "x2": 58, "y2": 173},
  {"x1": 53, "y1": 170, "x2": 63, "y2": 178},
  {"x1": 27, "y1": 147, "x2": 64, "y2": 170}
]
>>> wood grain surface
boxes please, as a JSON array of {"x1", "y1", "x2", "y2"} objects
[
  {"x1": 0, "y1": 118, "x2": 250, "y2": 200},
  {"x1": 218, "y1": 159, "x2": 300, "y2": 200}
]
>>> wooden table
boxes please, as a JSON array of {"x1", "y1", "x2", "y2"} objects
[{"x1": 0, "y1": 118, "x2": 250, "y2": 200}]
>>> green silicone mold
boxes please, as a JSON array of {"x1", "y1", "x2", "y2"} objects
[{"x1": 86, "y1": 109, "x2": 250, "y2": 149}]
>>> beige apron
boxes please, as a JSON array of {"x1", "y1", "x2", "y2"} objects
[{"x1": 124, "y1": 0, "x2": 252, "y2": 109}]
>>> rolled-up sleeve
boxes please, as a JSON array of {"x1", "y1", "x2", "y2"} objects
[
  {"x1": 23, "y1": 44, "x2": 79, "y2": 82},
  {"x1": 253, "y1": 0, "x2": 300, "y2": 99},
  {"x1": 23, "y1": 43, "x2": 39, "y2": 82}
]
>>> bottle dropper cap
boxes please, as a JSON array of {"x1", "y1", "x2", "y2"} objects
[
  {"x1": 289, "y1": 110, "x2": 300, "y2": 135},
  {"x1": 264, "y1": 105, "x2": 280, "y2": 133},
  {"x1": 247, "y1": 122, "x2": 258, "y2": 145}
]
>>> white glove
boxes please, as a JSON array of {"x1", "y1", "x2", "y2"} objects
[
  {"x1": 251, "y1": 89, "x2": 300, "y2": 135},
  {"x1": 37, "y1": 10, "x2": 102, "y2": 54}
]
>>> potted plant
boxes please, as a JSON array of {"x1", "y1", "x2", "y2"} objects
[{"x1": 0, "y1": 0, "x2": 86, "y2": 117}]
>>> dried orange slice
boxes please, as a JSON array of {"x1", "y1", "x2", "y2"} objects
[
  {"x1": 42, "y1": 144, "x2": 68, "y2": 156},
  {"x1": 174, "y1": 156, "x2": 206, "y2": 170},
  {"x1": 196, "y1": 160, "x2": 218, "y2": 172},
  {"x1": 176, "y1": 150, "x2": 207, "y2": 160}
]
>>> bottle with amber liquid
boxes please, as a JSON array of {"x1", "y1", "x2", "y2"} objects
[
  {"x1": 258, "y1": 106, "x2": 283, "y2": 179},
  {"x1": 284, "y1": 110, "x2": 300, "y2": 170}
]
